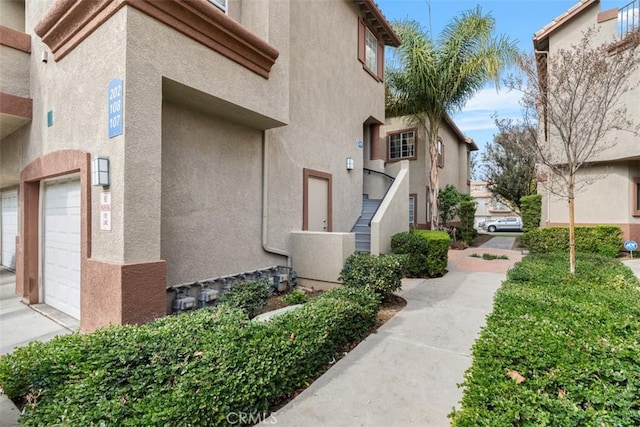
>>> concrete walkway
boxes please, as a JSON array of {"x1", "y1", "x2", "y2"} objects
[
  {"x1": 0, "y1": 238, "x2": 523, "y2": 426},
  {"x1": 275, "y1": 240, "x2": 523, "y2": 426}
]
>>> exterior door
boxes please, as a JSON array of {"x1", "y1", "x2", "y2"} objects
[
  {"x1": 303, "y1": 169, "x2": 332, "y2": 232},
  {"x1": 42, "y1": 177, "x2": 81, "y2": 319},
  {"x1": 1, "y1": 191, "x2": 18, "y2": 270}
]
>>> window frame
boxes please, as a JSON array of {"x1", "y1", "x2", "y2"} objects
[
  {"x1": 208, "y1": 0, "x2": 227, "y2": 13},
  {"x1": 632, "y1": 177, "x2": 640, "y2": 216},
  {"x1": 409, "y1": 193, "x2": 418, "y2": 226},
  {"x1": 358, "y1": 18, "x2": 385, "y2": 81},
  {"x1": 387, "y1": 128, "x2": 418, "y2": 162},
  {"x1": 437, "y1": 138, "x2": 444, "y2": 168}
]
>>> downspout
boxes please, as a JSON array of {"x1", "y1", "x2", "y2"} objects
[{"x1": 262, "y1": 131, "x2": 291, "y2": 266}]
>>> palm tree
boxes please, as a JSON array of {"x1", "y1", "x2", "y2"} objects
[{"x1": 386, "y1": 7, "x2": 517, "y2": 229}]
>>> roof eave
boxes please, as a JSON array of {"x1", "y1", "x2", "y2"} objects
[{"x1": 353, "y1": 0, "x2": 401, "y2": 47}]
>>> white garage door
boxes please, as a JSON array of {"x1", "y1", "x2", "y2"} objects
[
  {"x1": 43, "y1": 178, "x2": 81, "y2": 319},
  {"x1": 1, "y1": 191, "x2": 18, "y2": 270}
]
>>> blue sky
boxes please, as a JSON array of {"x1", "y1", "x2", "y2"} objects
[{"x1": 376, "y1": 0, "x2": 623, "y2": 153}]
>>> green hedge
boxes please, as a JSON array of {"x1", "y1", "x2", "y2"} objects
[
  {"x1": 0, "y1": 288, "x2": 379, "y2": 426},
  {"x1": 520, "y1": 194, "x2": 542, "y2": 232},
  {"x1": 338, "y1": 252, "x2": 403, "y2": 298},
  {"x1": 523, "y1": 225, "x2": 622, "y2": 257},
  {"x1": 413, "y1": 230, "x2": 450, "y2": 277},
  {"x1": 391, "y1": 230, "x2": 450, "y2": 277},
  {"x1": 451, "y1": 254, "x2": 640, "y2": 426}
]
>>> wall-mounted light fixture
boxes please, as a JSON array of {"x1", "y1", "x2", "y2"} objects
[
  {"x1": 346, "y1": 156, "x2": 354, "y2": 171},
  {"x1": 92, "y1": 155, "x2": 110, "y2": 187}
]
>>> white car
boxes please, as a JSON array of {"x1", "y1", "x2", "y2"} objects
[{"x1": 483, "y1": 217, "x2": 522, "y2": 232}]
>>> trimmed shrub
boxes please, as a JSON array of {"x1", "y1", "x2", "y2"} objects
[
  {"x1": 520, "y1": 194, "x2": 542, "y2": 232},
  {"x1": 523, "y1": 225, "x2": 622, "y2": 257},
  {"x1": 458, "y1": 201, "x2": 477, "y2": 244},
  {"x1": 280, "y1": 289, "x2": 308, "y2": 305},
  {"x1": 390, "y1": 231, "x2": 429, "y2": 277},
  {"x1": 451, "y1": 254, "x2": 640, "y2": 426},
  {"x1": 413, "y1": 230, "x2": 450, "y2": 277},
  {"x1": 0, "y1": 288, "x2": 379, "y2": 426},
  {"x1": 339, "y1": 252, "x2": 403, "y2": 298},
  {"x1": 438, "y1": 184, "x2": 461, "y2": 227},
  {"x1": 218, "y1": 279, "x2": 272, "y2": 317}
]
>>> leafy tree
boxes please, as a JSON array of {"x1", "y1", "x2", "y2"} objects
[
  {"x1": 481, "y1": 118, "x2": 537, "y2": 212},
  {"x1": 386, "y1": 7, "x2": 517, "y2": 229},
  {"x1": 438, "y1": 184, "x2": 461, "y2": 227},
  {"x1": 509, "y1": 28, "x2": 640, "y2": 273}
]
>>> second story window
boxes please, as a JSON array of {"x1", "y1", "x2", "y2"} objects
[
  {"x1": 437, "y1": 139, "x2": 444, "y2": 167},
  {"x1": 209, "y1": 0, "x2": 227, "y2": 13},
  {"x1": 388, "y1": 130, "x2": 416, "y2": 160},
  {"x1": 358, "y1": 19, "x2": 384, "y2": 81},
  {"x1": 365, "y1": 28, "x2": 378, "y2": 72}
]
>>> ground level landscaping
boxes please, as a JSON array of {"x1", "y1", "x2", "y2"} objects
[{"x1": 451, "y1": 253, "x2": 640, "y2": 426}]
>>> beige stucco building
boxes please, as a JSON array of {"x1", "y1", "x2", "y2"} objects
[
  {"x1": 0, "y1": 0, "x2": 405, "y2": 331},
  {"x1": 375, "y1": 115, "x2": 478, "y2": 229},
  {"x1": 533, "y1": 0, "x2": 640, "y2": 242},
  {"x1": 470, "y1": 181, "x2": 518, "y2": 228}
]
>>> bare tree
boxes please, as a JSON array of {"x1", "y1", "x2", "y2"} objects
[{"x1": 509, "y1": 28, "x2": 640, "y2": 273}]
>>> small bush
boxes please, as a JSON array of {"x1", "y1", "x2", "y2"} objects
[
  {"x1": 451, "y1": 254, "x2": 640, "y2": 426},
  {"x1": 438, "y1": 184, "x2": 462, "y2": 227},
  {"x1": 218, "y1": 279, "x2": 272, "y2": 317},
  {"x1": 458, "y1": 201, "x2": 477, "y2": 244},
  {"x1": 390, "y1": 231, "x2": 429, "y2": 277},
  {"x1": 280, "y1": 290, "x2": 308, "y2": 305},
  {"x1": 520, "y1": 194, "x2": 542, "y2": 232},
  {"x1": 338, "y1": 252, "x2": 403, "y2": 298},
  {"x1": 523, "y1": 225, "x2": 622, "y2": 257},
  {"x1": 413, "y1": 230, "x2": 450, "y2": 277},
  {"x1": 0, "y1": 288, "x2": 379, "y2": 426}
]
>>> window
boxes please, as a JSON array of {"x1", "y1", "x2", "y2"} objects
[
  {"x1": 633, "y1": 178, "x2": 640, "y2": 216},
  {"x1": 409, "y1": 194, "x2": 417, "y2": 225},
  {"x1": 388, "y1": 130, "x2": 416, "y2": 160},
  {"x1": 208, "y1": 0, "x2": 227, "y2": 13},
  {"x1": 437, "y1": 139, "x2": 444, "y2": 167},
  {"x1": 358, "y1": 19, "x2": 384, "y2": 81}
]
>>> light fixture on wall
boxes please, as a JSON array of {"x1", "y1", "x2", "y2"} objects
[
  {"x1": 92, "y1": 155, "x2": 110, "y2": 187},
  {"x1": 346, "y1": 156, "x2": 354, "y2": 171}
]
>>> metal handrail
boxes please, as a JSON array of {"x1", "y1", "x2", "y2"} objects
[
  {"x1": 618, "y1": 0, "x2": 639, "y2": 39},
  {"x1": 362, "y1": 168, "x2": 395, "y2": 227},
  {"x1": 363, "y1": 168, "x2": 395, "y2": 181}
]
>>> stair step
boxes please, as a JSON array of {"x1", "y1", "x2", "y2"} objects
[{"x1": 351, "y1": 225, "x2": 370, "y2": 233}]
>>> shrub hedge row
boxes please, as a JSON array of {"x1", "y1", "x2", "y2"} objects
[
  {"x1": 523, "y1": 225, "x2": 622, "y2": 257},
  {"x1": 0, "y1": 287, "x2": 379, "y2": 426},
  {"x1": 451, "y1": 253, "x2": 640, "y2": 426},
  {"x1": 392, "y1": 230, "x2": 450, "y2": 277}
]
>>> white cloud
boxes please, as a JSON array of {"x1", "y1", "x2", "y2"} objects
[{"x1": 461, "y1": 87, "x2": 523, "y2": 112}]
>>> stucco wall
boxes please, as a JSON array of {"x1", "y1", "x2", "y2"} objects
[
  {"x1": 263, "y1": 0, "x2": 386, "y2": 250},
  {"x1": 0, "y1": 0, "x2": 25, "y2": 31},
  {"x1": 371, "y1": 160, "x2": 409, "y2": 254},
  {"x1": 544, "y1": 163, "x2": 630, "y2": 224},
  {"x1": 290, "y1": 231, "x2": 355, "y2": 288},
  {"x1": 381, "y1": 116, "x2": 470, "y2": 227},
  {"x1": 0, "y1": 44, "x2": 30, "y2": 98},
  {"x1": 161, "y1": 101, "x2": 282, "y2": 286},
  {"x1": 547, "y1": 4, "x2": 639, "y2": 162},
  {"x1": 0, "y1": 126, "x2": 27, "y2": 188}
]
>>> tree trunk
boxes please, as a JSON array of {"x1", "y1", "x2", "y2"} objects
[
  {"x1": 428, "y1": 120, "x2": 440, "y2": 229},
  {"x1": 568, "y1": 180, "x2": 576, "y2": 274}
]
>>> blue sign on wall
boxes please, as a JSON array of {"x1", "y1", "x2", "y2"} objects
[
  {"x1": 108, "y1": 78, "x2": 123, "y2": 138},
  {"x1": 624, "y1": 240, "x2": 638, "y2": 251}
]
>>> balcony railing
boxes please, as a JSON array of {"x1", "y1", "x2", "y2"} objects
[{"x1": 618, "y1": 0, "x2": 639, "y2": 39}]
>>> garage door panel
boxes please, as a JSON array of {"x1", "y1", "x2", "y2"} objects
[
  {"x1": 43, "y1": 178, "x2": 81, "y2": 319},
  {"x1": 1, "y1": 191, "x2": 18, "y2": 270}
]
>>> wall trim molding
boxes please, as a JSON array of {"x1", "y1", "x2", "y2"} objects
[{"x1": 34, "y1": 0, "x2": 279, "y2": 78}]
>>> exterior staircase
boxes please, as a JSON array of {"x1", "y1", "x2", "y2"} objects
[{"x1": 351, "y1": 195, "x2": 382, "y2": 252}]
